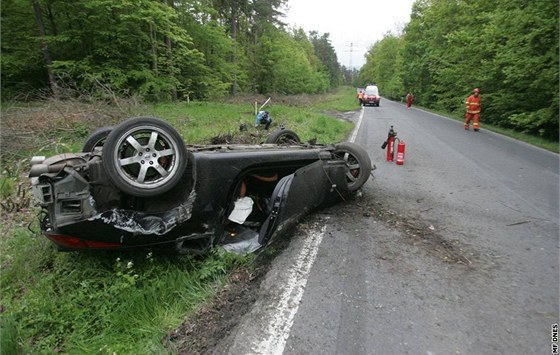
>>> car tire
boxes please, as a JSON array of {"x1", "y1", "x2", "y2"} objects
[
  {"x1": 82, "y1": 126, "x2": 113, "y2": 152},
  {"x1": 266, "y1": 129, "x2": 301, "y2": 144},
  {"x1": 333, "y1": 142, "x2": 372, "y2": 192},
  {"x1": 101, "y1": 117, "x2": 187, "y2": 197}
]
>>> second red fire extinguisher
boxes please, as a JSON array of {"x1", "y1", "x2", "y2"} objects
[{"x1": 396, "y1": 141, "x2": 406, "y2": 165}]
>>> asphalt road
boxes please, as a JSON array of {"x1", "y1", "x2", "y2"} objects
[{"x1": 214, "y1": 99, "x2": 559, "y2": 354}]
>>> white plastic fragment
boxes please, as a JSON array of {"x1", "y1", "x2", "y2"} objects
[{"x1": 228, "y1": 197, "x2": 254, "y2": 224}]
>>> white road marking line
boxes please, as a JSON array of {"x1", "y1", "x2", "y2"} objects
[
  {"x1": 251, "y1": 225, "x2": 327, "y2": 355},
  {"x1": 349, "y1": 106, "x2": 364, "y2": 143}
]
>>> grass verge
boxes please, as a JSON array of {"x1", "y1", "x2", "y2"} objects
[{"x1": 414, "y1": 105, "x2": 559, "y2": 153}]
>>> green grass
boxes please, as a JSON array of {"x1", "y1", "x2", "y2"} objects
[
  {"x1": 477, "y1": 125, "x2": 558, "y2": 153},
  {"x1": 0, "y1": 224, "x2": 253, "y2": 354},
  {"x1": 149, "y1": 89, "x2": 355, "y2": 145}
]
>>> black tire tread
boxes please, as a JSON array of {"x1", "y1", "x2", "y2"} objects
[
  {"x1": 101, "y1": 117, "x2": 187, "y2": 197},
  {"x1": 266, "y1": 129, "x2": 301, "y2": 144},
  {"x1": 82, "y1": 126, "x2": 113, "y2": 152},
  {"x1": 334, "y1": 142, "x2": 372, "y2": 192}
]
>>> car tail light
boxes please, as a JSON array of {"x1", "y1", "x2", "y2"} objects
[{"x1": 46, "y1": 233, "x2": 121, "y2": 249}]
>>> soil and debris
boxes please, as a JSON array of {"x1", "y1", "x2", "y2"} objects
[
  {"x1": 163, "y1": 267, "x2": 262, "y2": 354},
  {"x1": 163, "y1": 238, "x2": 291, "y2": 354},
  {"x1": 356, "y1": 200, "x2": 476, "y2": 266}
]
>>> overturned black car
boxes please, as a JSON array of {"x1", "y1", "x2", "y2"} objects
[{"x1": 29, "y1": 116, "x2": 372, "y2": 253}]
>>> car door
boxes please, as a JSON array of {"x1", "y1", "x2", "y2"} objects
[{"x1": 258, "y1": 159, "x2": 350, "y2": 245}]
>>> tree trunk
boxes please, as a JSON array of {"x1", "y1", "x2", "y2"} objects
[
  {"x1": 32, "y1": 0, "x2": 59, "y2": 97},
  {"x1": 150, "y1": 23, "x2": 158, "y2": 73},
  {"x1": 230, "y1": 2, "x2": 238, "y2": 96},
  {"x1": 166, "y1": 0, "x2": 177, "y2": 101},
  {"x1": 165, "y1": 36, "x2": 177, "y2": 101}
]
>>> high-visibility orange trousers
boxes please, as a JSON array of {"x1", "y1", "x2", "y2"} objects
[{"x1": 465, "y1": 113, "x2": 480, "y2": 130}]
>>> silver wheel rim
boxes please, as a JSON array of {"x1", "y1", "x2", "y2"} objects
[
  {"x1": 337, "y1": 151, "x2": 360, "y2": 184},
  {"x1": 112, "y1": 125, "x2": 183, "y2": 190}
]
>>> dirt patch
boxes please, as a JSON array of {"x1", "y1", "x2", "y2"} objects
[
  {"x1": 1, "y1": 99, "x2": 134, "y2": 162},
  {"x1": 352, "y1": 199, "x2": 476, "y2": 266},
  {"x1": 162, "y1": 241, "x2": 290, "y2": 355},
  {"x1": 163, "y1": 266, "x2": 262, "y2": 354},
  {"x1": 323, "y1": 109, "x2": 358, "y2": 122},
  {"x1": 208, "y1": 131, "x2": 267, "y2": 145}
]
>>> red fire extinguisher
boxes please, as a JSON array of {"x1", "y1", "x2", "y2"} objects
[
  {"x1": 386, "y1": 135, "x2": 395, "y2": 162},
  {"x1": 396, "y1": 140, "x2": 406, "y2": 165},
  {"x1": 381, "y1": 126, "x2": 396, "y2": 162}
]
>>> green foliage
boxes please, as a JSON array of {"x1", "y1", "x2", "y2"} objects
[
  {"x1": 0, "y1": 0, "x2": 47, "y2": 99},
  {"x1": 359, "y1": 34, "x2": 404, "y2": 99},
  {"x1": 1, "y1": 0, "x2": 339, "y2": 101},
  {"x1": 0, "y1": 159, "x2": 32, "y2": 213},
  {"x1": 250, "y1": 29, "x2": 331, "y2": 95},
  {"x1": 0, "y1": 313, "x2": 20, "y2": 354},
  {"x1": 0, "y1": 175, "x2": 15, "y2": 200},
  {"x1": 309, "y1": 31, "x2": 343, "y2": 87}
]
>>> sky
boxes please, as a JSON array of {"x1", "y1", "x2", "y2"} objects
[{"x1": 282, "y1": 0, "x2": 416, "y2": 69}]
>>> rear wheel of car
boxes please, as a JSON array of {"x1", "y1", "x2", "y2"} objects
[
  {"x1": 333, "y1": 142, "x2": 372, "y2": 192},
  {"x1": 82, "y1": 126, "x2": 113, "y2": 152},
  {"x1": 266, "y1": 129, "x2": 301, "y2": 144},
  {"x1": 101, "y1": 117, "x2": 187, "y2": 197}
]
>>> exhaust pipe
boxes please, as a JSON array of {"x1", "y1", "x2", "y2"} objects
[
  {"x1": 30, "y1": 156, "x2": 46, "y2": 165},
  {"x1": 29, "y1": 163, "x2": 67, "y2": 177}
]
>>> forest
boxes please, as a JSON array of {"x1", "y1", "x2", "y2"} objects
[
  {"x1": 1, "y1": 0, "x2": 558, "y2": 141},
  {"x1": 2, "y1": 0, "x2": 344, "y2": 101}
]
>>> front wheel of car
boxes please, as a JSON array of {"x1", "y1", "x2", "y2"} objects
[
  {"x1": 266, "y1": 129, "x2": 301, "y2": 144},
  {"x1": 101, "y1": 117, "x2": 187, "y2": 197},
  {"x1": 333, "y1": 142, "x2": 372, "y2": 192}
]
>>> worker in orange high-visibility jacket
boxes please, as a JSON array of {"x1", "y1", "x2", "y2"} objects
[
  {"x1": 357, "y1": 90, "x2": 364, "y2": 106},
  {"x1": 464, "y1": 88, "x2": 481, "y2": 131}
]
